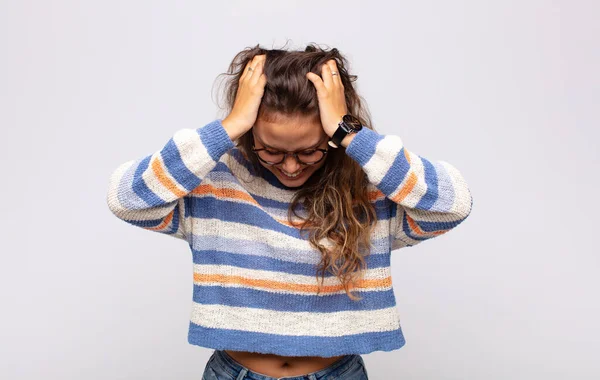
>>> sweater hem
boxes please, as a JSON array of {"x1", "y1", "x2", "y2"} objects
[{"x1": 187, "y1": 321, "x2": 406, "y2": 357}]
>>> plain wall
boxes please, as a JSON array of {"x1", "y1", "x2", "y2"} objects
[{"x1": 1, "y1": 0, "x2": 598, "y2": 379}]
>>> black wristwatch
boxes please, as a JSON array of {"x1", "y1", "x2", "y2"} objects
[{"x1": 328, "y1": 114, "x2": 363, "y2": 148}]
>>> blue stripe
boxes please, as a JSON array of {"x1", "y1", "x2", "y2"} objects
[
  {"x1": 430, "y1": 161, "x2": 455, "y2": 213},
  {"x1": 345, "y1": 127, "x2": 385, "y2": 166},
  {"x1": 125, "y1": 218, "x2": 163, "y2": 228},
  {"x1": 189, "y1": 183, "x2": 392, "y2": 220},
  {"x1": 193, "y1": 285, "x2": 398, "y2": 312},
  {"x1": 188, "y1": 322, "x2": 405, "y2": 357},
  {"x1": 117, "y1": 157, "x2": 150, "y2": 210},
  {"x1": 415, "y1": 156, "x2": 439, "y2": 210},
  {"x1": 249, "y1": 194, "x2": 391, "y2": 215},
  {"x1": 192, "y1": 248, "x2": 391, "y2": 276},
  {"x1": 160, "y1": 138, "x2": 202, "y2": 192},
  {"x1": 167, "y1": 201, "x2": 180, "y2": 234},
  {"x1": 379, "y1": 147, "x2": 410, "y2": 196},
  {"x1": 124, "y1": 200, "x2": 178, "y2": 228},
  {"x1": 414, "y1": 215, "x2": 468, "y2": 232},
  {"x1": 132, "y1": 155, "x2": 165, "y2": 207},
  {"x1": 229, "y1": 147, "x2": 258, "y2": 174},
  {"x1": 183, "y1": 196, "x2": 193, "y2": 218},
  {"x1": 190, "y1": 197, "x2": 397, "y2": 240},
  {"x1": 191, "y1": 197, "x2": 305, "y2": 238},
  {"x1": 211, "y1": 161, "x2": 233, "y2": 173},
  {"x1": 400, "y1": 210, "x2": 430, "y2": 241},
  {"x1": 401, "y1": 208, "x2": 467, "y2": 239},
  {"x1": 198, "y1": 119, "x2": 235, "y2": 162}
]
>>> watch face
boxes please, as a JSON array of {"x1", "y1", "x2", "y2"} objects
[{"x1": 343, "y1": 114, "x2": 363, "y2": 131}]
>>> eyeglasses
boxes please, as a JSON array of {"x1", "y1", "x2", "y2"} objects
[{"x1": 251, "y1": 134, "x2": 329, "y2": 166}]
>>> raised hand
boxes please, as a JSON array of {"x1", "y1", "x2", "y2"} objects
[
  {"x1": 222, "y1": 54, "x2": 268, "y2": 140},
  {"x1": 305, "y1": 59, "x2": 349, "y2": 138}
]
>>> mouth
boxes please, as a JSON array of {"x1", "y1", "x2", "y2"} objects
[{"x1": 277, "y1": 167, "x2": 306, "y2": 179}]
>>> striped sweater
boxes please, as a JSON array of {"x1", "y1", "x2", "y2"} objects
[{"x1": 106, "y1": 118, "x2": 473, "y2": 357}]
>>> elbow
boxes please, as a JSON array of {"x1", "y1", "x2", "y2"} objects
[
  {"x1": 106, "y1": 163, "x2": 132, "y2": 221},
  {"x1": 458, "y1": 188, "x2": 473, "y2": 221}
]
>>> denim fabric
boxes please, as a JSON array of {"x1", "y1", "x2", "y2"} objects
[{"x1": 202, "y1": 349, "x2": 369, "y2": 380}]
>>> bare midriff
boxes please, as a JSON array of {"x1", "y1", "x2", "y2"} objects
[{"x1": 223, "y1": 350, "x2": 346, "y2": 378}]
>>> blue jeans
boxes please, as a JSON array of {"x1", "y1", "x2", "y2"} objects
[{"x1": 202, "y1": 350, "x2": 369, "y2": 380}]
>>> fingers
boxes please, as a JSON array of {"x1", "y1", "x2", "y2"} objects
[
  {"x1": 320, "y1": 60, "x2": 334, "y2": 88},
  {"x1": 240, "y1": 59, "x2": 253, "y2": 82},
  {"x1": 327, "y1": 60, "x2": 342, "y2": 87},
  {"x1": 306, "y1": 71, "x2": 326, "y2": 93},
  {"x1": 249, "y1": 54, "x2": 266, "y2": 85},
  {"x1": 306, "y1": 59, "x2": 342, "y2": 94},
  {"x1": 321, "y1": 59, "x2": 342, "y2": 88},
  {"x1": 241, "y1": 54, "x2": 266, "y2": 82},
  {"x1": 249, "y1": 55, "x2": 267, "y2": 92}
]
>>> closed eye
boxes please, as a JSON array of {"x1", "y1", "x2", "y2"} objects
[{"x1": 265, "y1": 149, "x2": 318, "y2": 154}]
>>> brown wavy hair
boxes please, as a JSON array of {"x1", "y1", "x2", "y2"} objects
[{"x1": 214, "y1": 42, "x2": 379, "y2": 301}]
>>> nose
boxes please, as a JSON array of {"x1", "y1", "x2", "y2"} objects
[{"x1": 281, "y1": 154, "x2": 301, "y2": 172}]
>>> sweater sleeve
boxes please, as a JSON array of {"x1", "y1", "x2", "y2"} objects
[
  {"x1": 344, "y1": 127, "x2": 473, "y2": 250},
  {"x1": 106, "y1": 119, "x2": 235, "y2": 242}
]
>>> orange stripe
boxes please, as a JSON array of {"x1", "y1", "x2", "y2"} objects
[
  {"x1": 145, "y1": 209, "x2": 174, "y2": 231},
  {"x1": 405, "y1": 212, "x2": 433, "y2": 237},
  {"x1": 403, "y1": 209, "x2": 448, "y2": 237},
  {"x1": 194, "y1": 184, "x2": 388, "y2": 206},
  {"x1": 151, "y1": 155, "x2": 186, "y2": 198},
  {"x1": 404, "y1": 148, "x2": 411, "y2": 164},
  {"x1": 405, "y1": 213, "x2": 424, "y2": 235},
  {"x1": 192, "y1": 184, "x2": 311, "y2": 228},
  {"x1": 389, "y1": 149, "x2": 415, "y2": 204},
  {"x1": 390, "y1": 172, "x2": 417, "y2": 204},
  {"x1": 192, "y1": 184, "x2": 388, "y2": 211},
  {"x1": 390, "y1": 149, "x2": 448, "y2": 237},
  {"x1": 192, "y1": 184, "x2": 260, "y2": 205},
  {"x1": 368, "y1": 190, "x2": 385, "y2": 201},
  {"x1": 193, "y1": 273, "x2": 392, "y2": 294},
  {"x1": 277, "y1": 218, "x2": 308, "y2": 228}
]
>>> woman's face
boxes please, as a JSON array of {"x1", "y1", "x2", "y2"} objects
[{"x1": 252, "y1": 114, "x2": 329, "y2": 188}]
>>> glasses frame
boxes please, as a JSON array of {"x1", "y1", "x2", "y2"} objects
[{"x1": 251, "y1": 135, "x2": 329, "y2": 166}]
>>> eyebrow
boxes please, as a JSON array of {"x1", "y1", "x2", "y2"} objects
[{"x1": 257, "y1": 136, "x2": 324, "y2": 151}]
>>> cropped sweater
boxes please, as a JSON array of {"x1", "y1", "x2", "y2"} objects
[{"x1": 106, "y1": 118, "x2": 473, "y2": 358}]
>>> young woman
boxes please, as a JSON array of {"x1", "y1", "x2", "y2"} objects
[{"x1": 107, "y1": 44, "x2": 473, "y2": 379}]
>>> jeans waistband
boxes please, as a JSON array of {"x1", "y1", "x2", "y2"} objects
[{"x1": 213, "y1": 349, "x2": 360, "y2": 380}]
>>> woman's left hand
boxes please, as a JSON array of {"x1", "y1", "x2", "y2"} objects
[{"x1": 306, "y1": 59, "x2": 348, "y2": 137}]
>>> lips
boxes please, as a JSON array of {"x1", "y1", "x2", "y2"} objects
[{"x1": 277, "y1": 167, "x2": 305, "y2": 179}]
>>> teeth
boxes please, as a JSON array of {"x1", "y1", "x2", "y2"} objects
[{"x1": 279, "y1": 168, "x2": 303, "y2": 178}]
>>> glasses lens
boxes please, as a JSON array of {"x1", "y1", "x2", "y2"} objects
[
  {"x1": 297, "y1": 150, "x2": 324, "y2": 164},
  {"x1": 256, "y1": 150, "x2": 325, "y2": 165},
  {"x1": 257, "y1": 150, "x2": 285, "y2": 164}
]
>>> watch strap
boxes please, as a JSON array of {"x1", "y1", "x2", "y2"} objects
[
  {"x1": 328, "y1": 115, "x2": 361, "y2": 148},
  {"x1": 328, "y1": 122, "x2": 351, "y2": 148}
]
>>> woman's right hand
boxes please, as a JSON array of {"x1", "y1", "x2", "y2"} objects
[{"x1": 222, "y1": 54, "x2": 267, "y2": 140}]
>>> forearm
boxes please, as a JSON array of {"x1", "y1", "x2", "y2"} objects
[
  {"x1": 221, "y1": 117, "x2": 250, "y2": 141},
  {"x1": 339, "y1": 132, "x2": 357, "y2": 148},
  {"x1": 344, "y1": 126, "x2": 473, "y2": 240},
  {"x1": 106, "y1": 119, "x2": 235, "y2": 239}
]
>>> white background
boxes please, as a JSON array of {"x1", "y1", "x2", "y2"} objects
[{"x1": 1, "y1": 1, "x2": 598, "y2": 379}]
